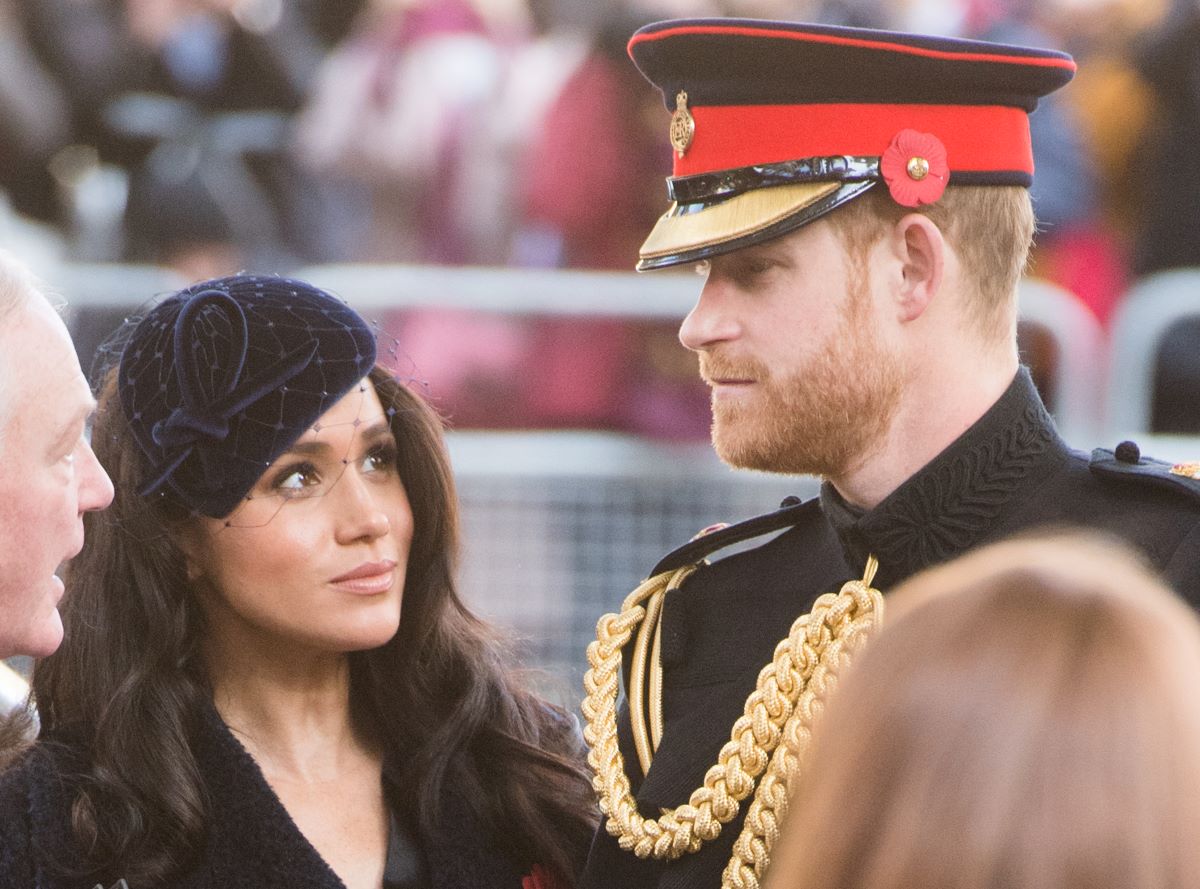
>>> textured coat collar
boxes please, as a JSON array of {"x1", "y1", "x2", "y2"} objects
[
  {"x1": 186, "y1": 706, "x2": 526, "y2": 889},
  {"x1": 2, "y1": 704, "x2": 525, "y2": 889},
  {"x1": 820, "y1": 367, "x2": 1067, "y2": 586}
]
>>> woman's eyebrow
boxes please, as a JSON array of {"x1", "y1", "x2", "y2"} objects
[
  {"x1": 359, "y1": 421, "x2": 396, "y2": 445},
  {"x1": 283, "y1": 420, "x2": 394, "y2": 458}
]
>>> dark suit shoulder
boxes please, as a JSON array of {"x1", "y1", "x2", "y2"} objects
[
  {"x1": 1089, "y1": 443, "x2": 1200, "y2": 507},
  {"x1": 0, "y1": 742, "x2": 68, "y2": 889},
  {"x1": 651, "y1": 495, "x2": 823, "y2": 575},
  {"x1": 1073, "y1": 442, "x2": 1200, "y2": 605},
  {"x1": 654, "y1": 495, "x2": 846, "y2": 697}
]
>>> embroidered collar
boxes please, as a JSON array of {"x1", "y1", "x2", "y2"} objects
[{"x1": 820, "y1": 368, "x2": 1065, "y2": 586}]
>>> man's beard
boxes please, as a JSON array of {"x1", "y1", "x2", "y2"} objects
[{"x1": 700, "y1": 290, "x2": 904, "y2": 478}]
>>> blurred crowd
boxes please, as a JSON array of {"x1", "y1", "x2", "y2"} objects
[
  {"x1": 0, "y1": 0, "x2": 672, "y2": 276},
  {"x1": 0, "y1": 0, "x2": 1196, "y2": 431},
  {"x1": 1, "y1": 0, "x2": 1194, "y2": 282}
]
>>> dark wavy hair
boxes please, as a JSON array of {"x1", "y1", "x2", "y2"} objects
[
  {"x1": 0, "y1": 706, "x2": 32, "y2": 772},
  {"x1": 35, "y1": 366, "x2": 597, "y2": 885}
]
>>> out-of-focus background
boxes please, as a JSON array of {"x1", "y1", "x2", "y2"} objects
[{"x1": 2, "y1": 0, "x2": 1200, "y2": 707}]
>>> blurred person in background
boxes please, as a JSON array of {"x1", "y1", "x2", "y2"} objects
[
  {"x1": 578, "y1": 18, "x2": 1200, "y2": 889},
  {"x1": 0, "y1": 0, "x2": 72, "y2": 228},
  {"x1": 1129, "y1": 0, "x2": 1200, "y2": 277},
  {"x1": 1057, "y1": 0, "x2": 1200, "y2": 432},
  {"x1": 18, "y1": 0, "x2": 343, "y2": 273},
  {"x1": 294, "y1": 0, "x2": 521, "y2": 265},
  {"x1": 1132, "y1": 0, "x2": 1200, "y2": 433},
  {"x1": 510, "y1": 4, "x2": 674, "y2": 433},
  {"x1": 1043, "y1": 0, "x2": 1168, "y2": 323},
  {"x1": 765, "y1": 530, "x2": 1200, "y2": 889},
  {"x1": 298, "y1": 0, "x2": 711, "y2": 438},
  {"x1": 296, "y1": 0, "x2": 688, "y2": 268},
  {"x1": 0, "y1": 275, "x2": 596, "y2": 888},
  {"x1": 514, "y1": 6, "x2": 668, "y2": 271}
]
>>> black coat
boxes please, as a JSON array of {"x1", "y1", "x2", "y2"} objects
[
  {"x1": 579, "y1": 368, "x2": 1200, "y2": 889},
  {"x1": 0, "y1": 703, "x2": 532, "y2": 889}
]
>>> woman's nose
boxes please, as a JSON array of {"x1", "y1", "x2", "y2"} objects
[{"x1": 333, "y1": 471, "x2": 391, "y2": 544}]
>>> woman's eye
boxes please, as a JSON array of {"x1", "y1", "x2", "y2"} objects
[
  {"x1": 362, "y1": 445, "x2": 397, "y2": 475},
  {"x1": 273, "y1": 463, "x2": 320, "y2": 495}
]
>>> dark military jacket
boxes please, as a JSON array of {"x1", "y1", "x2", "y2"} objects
[{"x1": 579, "y1": 368, "x2": 1200, "y2": 889}]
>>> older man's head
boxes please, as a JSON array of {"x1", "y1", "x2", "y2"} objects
[{"x1": 0, "y1": 254, "x2": 112, "y2": 657}]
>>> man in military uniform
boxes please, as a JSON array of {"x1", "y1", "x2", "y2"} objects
[{"x1": 578, "y1": 17, "x2": 1200, "y2": 889}]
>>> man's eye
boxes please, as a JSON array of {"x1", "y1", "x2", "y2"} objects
[
  {"x1": 724, "y1": 260, "x2": 772, "y2": 286},
  {"x1": 56, "y1": 428, "x2": 88, "y2": 465}
]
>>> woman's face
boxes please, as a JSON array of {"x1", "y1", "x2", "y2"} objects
[{"x1": 183, "y1": 380, "x2": 414, "y2": 658}]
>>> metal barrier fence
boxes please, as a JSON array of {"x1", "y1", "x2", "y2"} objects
[
  {"x1": 447, "y1": 432, "x2": 811, "y2": 708},
  {"x1": 2, "y1": 431, "x2": 810, "y2": 713},
  {"x1": 15, "y1": 262, "x2": 815, "y2": 711},
  {"x1": 15, "y1": 260, "x2": 1195, "y2": 710}
]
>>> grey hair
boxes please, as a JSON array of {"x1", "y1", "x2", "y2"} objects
[{"x1": 0, "y1": 251, "x2": 54, "y2": 440}]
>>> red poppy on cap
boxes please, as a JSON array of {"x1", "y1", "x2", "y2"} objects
[{"x1": 881, "y1": 129, "x2": 949, "y2": 207}]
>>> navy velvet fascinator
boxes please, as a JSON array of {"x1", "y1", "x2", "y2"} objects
[{"x1": 117, "y1": 275, "x2": 377, "y2": 519}]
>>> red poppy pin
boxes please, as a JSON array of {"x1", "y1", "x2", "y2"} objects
[
  {"x1": 523, "y1": 864, "x2": 564, "y2": 889},
  {"x1": 881, "y1": 129, "x2": 949, "y2": 207}
]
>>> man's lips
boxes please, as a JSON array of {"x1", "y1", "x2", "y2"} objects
[
  {"x1": 704, "y1": 376, "x2": 757, "y2": 389},
  {"x1": 700, "y1": 357, "x2": 761, "y2": 387},
  {"x1": 330, "y1": 559, "x2": 398, "y2": 594}
]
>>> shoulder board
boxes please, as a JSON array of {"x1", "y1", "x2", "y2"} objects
[
  {"x1": 650, "y1": 496, "x2": 820, "y2": 576},
  {"x1": 1090, "y1": 444, "x2": 1200, "y2": 505}
]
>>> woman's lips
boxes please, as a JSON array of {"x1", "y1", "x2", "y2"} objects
[{"x1": 330, "y1": 559, "x2": 398, "y2": 594}]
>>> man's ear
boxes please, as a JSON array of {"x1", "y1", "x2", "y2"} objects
[{"x1": 887, "y1": 213, "x2": 945, "y2": 323}]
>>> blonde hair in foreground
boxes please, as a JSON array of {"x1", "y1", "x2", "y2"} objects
[{"x1": 765, "y1": 530, "x2": 1200, "y2": 889}]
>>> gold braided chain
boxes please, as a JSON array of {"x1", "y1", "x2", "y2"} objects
[
  {"x1": 582, "y1": 556, "x2": 883, "y2": 870},
  {"x1": 722, "y1": 566, "x2": 882, "y2": 889}
]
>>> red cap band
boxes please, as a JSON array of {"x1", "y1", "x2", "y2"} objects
[{"x1": 675, "y1": 103, "x2": 1033, "y2": 178}]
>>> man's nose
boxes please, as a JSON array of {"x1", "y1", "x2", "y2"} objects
[
  {"x1": 679, "y1": 280, "x2": 741, "y2": 352},
  {"x1": 78, "y1": 441, "x2": 114, "y2": 513}
]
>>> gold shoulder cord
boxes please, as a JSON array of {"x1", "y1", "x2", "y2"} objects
[{"x1": 582, "y1": 554, "x2": 884, "y2": 889}]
